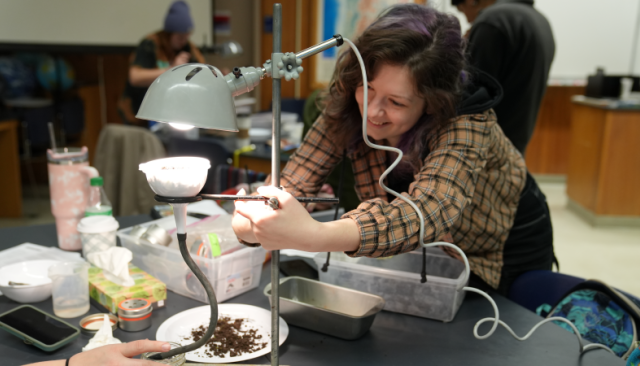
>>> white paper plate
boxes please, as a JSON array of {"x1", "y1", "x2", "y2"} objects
[{"x1": 156, "y1": 303, "x2": 288, "y2": 363}]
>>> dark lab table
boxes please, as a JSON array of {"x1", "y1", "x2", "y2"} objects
[{"x1": 0, "y1": 217, "x2": 624, "y2": 365}]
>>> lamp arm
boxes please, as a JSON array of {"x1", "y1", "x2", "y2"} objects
[
  {"x1": 295, "y1": 34, "x2": 343, "y2": 60},
  {"x1": 224, "y1": 66, "x2": 266, "y2": 97},
  {"x1": 223, "y1": 35, "x2": 343, "y2": 97}
]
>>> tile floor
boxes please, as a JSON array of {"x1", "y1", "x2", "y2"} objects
[
  {"x1": 538, "y1": 180, "x2": 640, "y2": 297},
  {"x1": 1, "y1": 181, "x2": 639, "y2": 296}
]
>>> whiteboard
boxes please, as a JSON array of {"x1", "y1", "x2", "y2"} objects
[
  {"x1": 0, "y1": 0, "x2": 212, "y2": 47},
  {"x1": 432, "y1": 0, "x2": 640, "y2": 80}
]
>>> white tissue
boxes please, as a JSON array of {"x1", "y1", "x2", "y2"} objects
[
  {"x1": 82, "y1": 314, "x2": 121, "y2": 351},
  {"x1": 87, "y1": 247, "x2": 135, "y2": 287}
]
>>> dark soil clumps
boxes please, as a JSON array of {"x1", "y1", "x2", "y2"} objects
[{"x1": 185, "y1": 316, "x2": 268, "y2": 358}]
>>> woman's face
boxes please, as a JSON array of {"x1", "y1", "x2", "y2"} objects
[
  {"x1": 170, "y1": 32, "x2": 191, "y2": 51},
  {"x1": 355, "y1": 63, "x2": 425, "y2": 147}
]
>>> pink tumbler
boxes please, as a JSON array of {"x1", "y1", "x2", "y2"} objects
[{"x1": 47, "y1": 147, "x2": 98, "y2": 251}]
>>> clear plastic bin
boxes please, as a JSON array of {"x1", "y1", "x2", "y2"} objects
[
  {"x1": 117, "y1": 217, "x2": 266, "y2": 304},
  {"x1": 314, "y1": 248, "x2": 467, "y2": 322}
]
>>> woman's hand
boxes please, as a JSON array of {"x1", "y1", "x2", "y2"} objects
[
  {"x1": 234, "y1": 186, "x2": 322, "y2": 251},
  {"x1": 23, "y1": 340, "x2": 171, "y2": 366},
  {"x1": 171, "y1": 51, "x2": 191, "y2": 67},
  {"x1": 232, "y1": 189, "x2": 259, "y2": 244},
  {"x1": 305, "y1": 184, "x2": 335, "y2": 213}
]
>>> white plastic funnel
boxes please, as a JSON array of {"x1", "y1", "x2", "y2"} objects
[{"x1": 139, "y1": 157, "x2": 210, "y2": 197}]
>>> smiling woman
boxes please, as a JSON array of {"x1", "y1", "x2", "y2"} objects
[
  {"x1": 322, "y1": 5, "x2": 465, "y2": 171},
  {"x1": 232, "y1": 3, "x2": 555, "y2": 297},
  {"x1": 354, "y1": 64, "x2": 425, "y2": 147}
]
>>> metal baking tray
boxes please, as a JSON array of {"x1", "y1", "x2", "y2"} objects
[{"x1": 264, "y1": 276, "x2": 385, "y2": 340}]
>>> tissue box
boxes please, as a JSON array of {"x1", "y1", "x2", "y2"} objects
[{"x1": 88, "y1": 264, "x2": 167, "y2": 313}]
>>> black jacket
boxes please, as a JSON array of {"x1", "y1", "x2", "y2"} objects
[
  {"x1": 458, "y1": 69, "x2": 504, "y2": 116},
  {"x1": 467, "y1": 0, "x2": 555, "y2": 154}
]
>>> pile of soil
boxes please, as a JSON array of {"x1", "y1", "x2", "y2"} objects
[{"x1": 186, "y1": 316, "x2": 268, "y2": 358}]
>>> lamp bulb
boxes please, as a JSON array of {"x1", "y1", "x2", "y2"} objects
[{"x1": 169, "y1": 123, "x2": 195, "y2": 131}]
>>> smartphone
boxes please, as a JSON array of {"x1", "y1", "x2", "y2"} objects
[{"x1": 0, "y1": 305, "x2": 80, "y2": 352}]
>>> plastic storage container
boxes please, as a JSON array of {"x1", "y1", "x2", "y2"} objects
[
  {"x1": 314, "y1": 248, "x2": 467, "y2": 322},
  {"x1": 117, "y1": 217, "x2": 266, "y2": 304}
]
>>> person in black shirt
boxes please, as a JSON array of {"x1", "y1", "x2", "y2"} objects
[
  {"x1": 453, "y1": 0, "x2": 555, "y2": 154},
  {"x1": 119, "y1": 0, "x2": 205, "y2": 127}
]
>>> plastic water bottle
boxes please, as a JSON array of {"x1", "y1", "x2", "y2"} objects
[{"x1": 85, "y1": 176, "x2": 112, "y2": 216}]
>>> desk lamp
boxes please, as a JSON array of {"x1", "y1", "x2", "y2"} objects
[{"x1": 136, "y1": 4, "x2": 342, "y2": 363}]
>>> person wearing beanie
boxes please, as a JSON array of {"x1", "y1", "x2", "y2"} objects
[{"x1": 119, "y1": 0, "x2": 204, "y2": 126}]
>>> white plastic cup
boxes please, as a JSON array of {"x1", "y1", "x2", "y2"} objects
[
  {"x1": 48, "y1": 261, "x2": 90, "y2": 318},
  {"x1": 621, "y1": 77, "x2": 634, "y2": 100},
  {"x1": 237, "y1": 115, "x2": 251, "y2": 149},
  {"x1": 77, "y1": 216, "x2": 119, "y2": 259}
]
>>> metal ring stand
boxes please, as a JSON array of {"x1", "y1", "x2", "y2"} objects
[{"x1": 153, "y1": 195, "x2": 203, "y2": 204}]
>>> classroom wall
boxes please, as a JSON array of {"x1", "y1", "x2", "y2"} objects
[
  {"x1": 431, "y1": 0, "x2": 640, "y2": 80},
  {"x1": 0, "y1": 0, "x2": 212, "y2": 47},
  {"x1": 203, "y1": 0, "x2": 257, "y2": 76}
]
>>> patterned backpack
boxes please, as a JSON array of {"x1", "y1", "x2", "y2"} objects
[{"x1": 537, "y1": 280, "x2": 640, "y2": 359}]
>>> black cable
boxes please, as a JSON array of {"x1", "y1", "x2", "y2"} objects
[
  {"x1": 420, "y1": 247, "x2": 427, "y2": 283},
  {"x1": 148, "y1": 233, "x2": 219, "y2": 360},
  {"x1": 200, "y1": 194, "x2": 338, "y2": 204},
  {"x1": 245, "y1": 165, "x2": 251, "y2": 194},
  {"x1": 321, "y1": 150, "x2": 347, "y2": 272}
]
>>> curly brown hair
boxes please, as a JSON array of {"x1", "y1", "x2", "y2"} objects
[{"x1": 321, "y1": 4, "x2": 467, "y2": 171}]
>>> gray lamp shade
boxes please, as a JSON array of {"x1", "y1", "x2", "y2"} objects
[{"x1": 136, "y1": 63, "x2": 238, "y2": 132}]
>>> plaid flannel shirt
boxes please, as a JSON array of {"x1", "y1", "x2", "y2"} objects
[{"x1": 277, "y1": 110, "x2": 526, "y2": 289}]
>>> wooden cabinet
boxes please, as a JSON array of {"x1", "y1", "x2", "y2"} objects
[
  {"x1": 0, "y1": 120, "x2": 22, "y2": 217},
  {"x1": 566, "y1": 101, "x2": 640, "y2": 225},
  {"x1": 525, "y1": 86, "x2": 585, "y2": 175}
]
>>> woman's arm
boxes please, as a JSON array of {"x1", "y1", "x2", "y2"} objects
[
  {"x1": 234, "y1": 186, "x2": 360, "y2": 252},
  {"x1": 129, "y1": 66, "x2": 167, "y2": 87},
  {"x1": 128, "y1": 37, "x2": 192, "y2": 87},
  {"x1": 234, "y1": 115, "x2": 490, "y2": 255},
  {"x1": 129, "y1": 52, "x2": 190, "y2": 87},
  {"x1": 233, "y1": 117, "x2": 344, "y2": 245},
  {"x1": 342, "y1": 113, "x2": 493, "y2": 258},
  {"x1": 23, "y1": 340, "x2": 170, "y2": 366},
  {"x1": 128, "y1": 38, "x2": 164, "y2": 88}
]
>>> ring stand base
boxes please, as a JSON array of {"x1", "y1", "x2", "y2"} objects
[{"x1": 154, "y1": 195, "x2": 203, "y2": 204}]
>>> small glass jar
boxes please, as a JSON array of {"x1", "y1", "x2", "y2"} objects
[{"x1": 140, "y1": 342, "x2": 186, "y2": 365}]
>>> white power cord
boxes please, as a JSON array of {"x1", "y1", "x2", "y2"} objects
[{"x1": 343, "y1": 38, "x2": 614, "y2": 356}]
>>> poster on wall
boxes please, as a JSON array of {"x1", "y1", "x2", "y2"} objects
[{"x1": 314, "y1": 0, "x2": 420, "y2": 85}]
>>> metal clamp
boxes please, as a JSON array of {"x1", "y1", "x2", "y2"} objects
[
  {"x1": 267, "y1": 197, "x2": 280, "y2": 210},
  {"x1": 277, "y1": 52, "x2": 303, "y2": 81}
]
